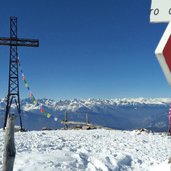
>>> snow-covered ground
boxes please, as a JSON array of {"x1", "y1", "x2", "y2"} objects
[{"x1": 0, "y1": 129, "x2": 170, "y2": 171}]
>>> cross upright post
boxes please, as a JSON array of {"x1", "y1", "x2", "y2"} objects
[{"x1": 0, "y1": 17, "x2": 39, "y2": 130}]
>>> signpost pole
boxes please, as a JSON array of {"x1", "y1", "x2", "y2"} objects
[{"x1": 150, "y1": 0, "x2": 171, "y2": 135}]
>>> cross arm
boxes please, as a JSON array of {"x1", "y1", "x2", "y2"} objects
[{"x1": 0, "y1": 37, "x2": 39, "y2": 47}]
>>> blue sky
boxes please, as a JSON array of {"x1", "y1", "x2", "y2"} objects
[{"x1": 0, "y1": 0, "x2": 169, "y2": 100}]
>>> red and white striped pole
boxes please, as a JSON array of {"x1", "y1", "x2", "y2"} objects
[
  {"x1": 151, "y1": 0, "x2": 171, "y2": 135},
  {"x1": 169, "y1": 103, "x2": 171, "y2": 135}
]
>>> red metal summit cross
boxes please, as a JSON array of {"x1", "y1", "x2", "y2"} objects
[{"x1": 0, "y1": 17, "x2": 39, "y2": 130}]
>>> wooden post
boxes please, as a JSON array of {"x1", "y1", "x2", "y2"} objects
[
  {"x1": 86, "y1": 113, "x2": 89, "y2": 125},
  {"x1": 169, "y1": 157, "x2": 171, "y2": 163},
  {"x1": 64, "y1": 111, "x2": 68, "y2": 122},
  {"x1": 3, "y1": 114, "x2": 16, "y2": 171},
  {"x1": 64, "y1": 112, "x2": 68, "y2": 129}
]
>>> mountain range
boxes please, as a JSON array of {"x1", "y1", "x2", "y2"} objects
[{"x1": 0, "y1": 98, "x2": 170, "y2": 131}]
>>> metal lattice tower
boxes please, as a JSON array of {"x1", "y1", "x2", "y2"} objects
[{"x1": 0, "y1": 17, "x2": 39, "y2": 130}]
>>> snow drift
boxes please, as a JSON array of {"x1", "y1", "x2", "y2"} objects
[{"x1": 0, "y1": 129, "x2": 170, "y2": 171}]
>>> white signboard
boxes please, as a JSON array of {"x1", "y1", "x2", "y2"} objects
[{"x1": 150, "y1": 0, "x2": 171, "y2": 23}]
